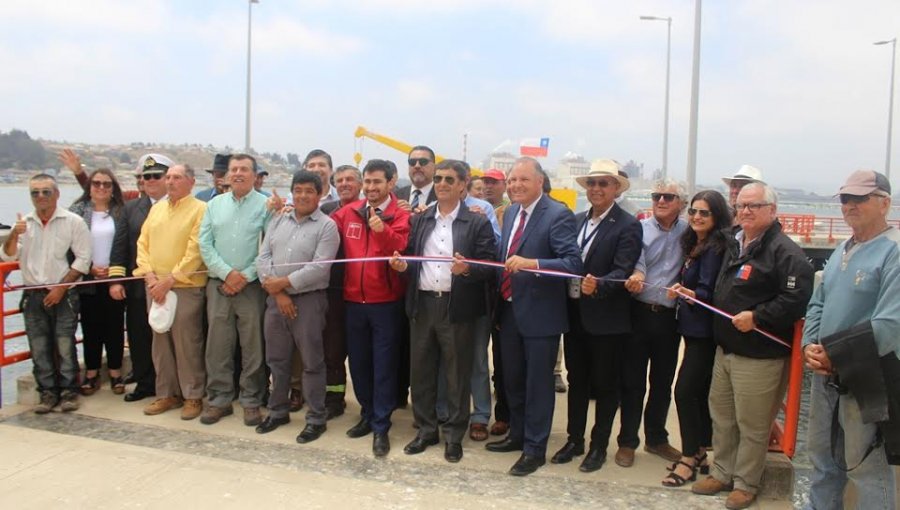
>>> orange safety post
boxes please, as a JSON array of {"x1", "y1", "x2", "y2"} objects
[{"x1": 769, "y1": 320, "x2": 805, "y2": 458}]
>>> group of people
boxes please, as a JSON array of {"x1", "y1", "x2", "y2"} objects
[{"x1": 2, "y1": 146, "x2": 898, "y2": 509}]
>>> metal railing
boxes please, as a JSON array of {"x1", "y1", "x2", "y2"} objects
[
  {"x1": 0, "y1": 261, "x2": 27, "y2": 407},
  {"x1": 768, "y1": 320, "x2": 805, "y2": 458}
]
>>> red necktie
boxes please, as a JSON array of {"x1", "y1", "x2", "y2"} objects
[{"x1": 500, "y1": 209, "x2": 527, "y2": 300}]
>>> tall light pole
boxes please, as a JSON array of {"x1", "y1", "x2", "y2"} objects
[
  {"x1": 875, "y1": 38, "x2": 896, "y2": 181},
  {"x1": 685, "y1": 0, "x2": 702, "y2": 196},
  {"x1": 245, "y1": 0, "x2": 259, "y2": 153},
  {"x1": 640, "y1": 15, "x2": 672, "y2": 179}
]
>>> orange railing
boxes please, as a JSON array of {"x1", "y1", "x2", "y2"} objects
[
  {"x1": 768, "y1": 320, "x2": 805, "y2": 458},
  {"x1": 0, "y1": 261, "x2": 29, "y2": 407},
  {"x1": 780, "y1": 215, "x2": 900, "y2": 245}
]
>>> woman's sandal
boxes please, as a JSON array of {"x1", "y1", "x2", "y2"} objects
[
  {"x1": 695, "y1": 452, "x2": 710, "y2": 475},
  {"x1": 110, "y1": 375, "x2": 126, "y2": 395},
  {"x1": 661, "y1": 460, "x2": 698, "y2": 488},
  {"x1": 80, "y1": 374, "x2": 100, "y2": 396}
]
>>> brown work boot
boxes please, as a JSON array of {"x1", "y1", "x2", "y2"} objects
[
  {"x1": 200, "y1": 405, "x2": 234, "y2": 425},
  {"x1": 181, "y1": 398, "x2": 203, "y2": 420},
  {"x1": 692, "y1": 476, "x2": 734, "y2": 496},
  {"x1": 243, "y1": 406, "x2": 263, "y2": 426},
  {"x1": 725, "y1": 489, "x2": 756, "y2": 510},
  {"x1": 615, "y1": 447, "x2": 635, "y2": 467},
  {"x1": 143, "y1": 397, "x2": 183, "y2": 416},
  {"x1": 645, "y1": 443, "x2": 682, "y2": 463}
]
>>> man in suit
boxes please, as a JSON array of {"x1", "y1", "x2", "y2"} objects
[
  {"x1": 551, "y1": 159, "x2": 643, "y2": 472},
  {"x1": 108, "y1": 154, "x2": 173, "y2": 402},
  {"x1": 390, "y1": 159, "x2": 497, "y2": 463},
  {"x1": 485, "y1": 156, "x2": 583, "y2": 476},
  {"x1": 396, "y1": 145, "x2": 438, "y2": 211}
]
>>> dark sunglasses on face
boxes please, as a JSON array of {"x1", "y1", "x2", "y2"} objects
[
  {"x1": 433, "y1": 175, "x2": 457, "y2": 185},
  {"x1": 91, "y1": 180, "x2": 113, "y2": 189},
  {"x1": 687, "y1": 207, "x2": 712, "y2": 218},
  {"x1": 143, "y1": 173, "x2": 164, "y2": 180},
  {"x1": 839, "y1": 193, "x2": 881, "y2": 205},
  {"x1": 585, "y1": 178, "x2": 613, "y2": 188},
  {"x1": 651, "y1": 192, "x2": 678, "y2": 202},
  {"x1": 408, "y1": 158, "x2": 431, "y2": 167},
  {"x1": 30, "y1": 189, "x2": 53, "y2": 197}
]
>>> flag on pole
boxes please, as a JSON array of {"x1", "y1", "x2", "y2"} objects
[{"x1": 519, "y1": 137, "x2": 550, "y2": 157}]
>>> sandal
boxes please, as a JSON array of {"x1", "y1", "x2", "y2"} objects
[
  {"x1": 661, "y1": 460, "x2": 698, "y2": 488},
  {"x1": 695, "y1": 452, "x2": 710, "y2": 475},
  {"x1": 80, "y1": 374, "x2": 100, "y2": 396},
  {"x1": 110, "y1": 375, "x2": 126, "y2": 395}
]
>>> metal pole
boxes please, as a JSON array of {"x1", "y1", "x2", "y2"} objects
[
  {"x1": 886, "y1": 39, "x2": 896, "y2": 180},
  {"x1": 663, "y1": 17, "x2": 671, "y2": 179},
  {"x1": 685, "y1": 0, "x2": 702, "y2": 196},
  {"x1": 245, "y1": 0, "x2": 255, "y2": 152}
]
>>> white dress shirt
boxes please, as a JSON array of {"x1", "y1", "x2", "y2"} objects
[{"x1": 419, "y1": 202, "x2": 459, "y2": 292}]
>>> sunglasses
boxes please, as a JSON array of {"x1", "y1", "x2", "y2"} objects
[
  {"x1": 584, "y1": 178, "x2": 614, "y2": 188},
  {"x1": 432, "y1": 175, "x2": 457, "y2": 185},
  {"x1": 143, "y1": 173, "x2": 165, "y2": 180},
  {"x1": 91, "y1": 180, "x2": 113, "y2": 189},
  {"x1": 408, "y1": 158, "x2": 431, "y2": 167},
  {"x1": 651, "y1": 192, "x2": 678, "y2": 202},
  {"x1": 735, "y1": 202, "x2": 771, "y2": 212},
  {"x1": 839, "y1": 193, "x2": 884, "y2": 205},
  {"x1": 687, "y1": 207, "x2": 712, "y2": 218},
  {"x1": 30, "y1": 189, "x2": 53, "y2": 197}
]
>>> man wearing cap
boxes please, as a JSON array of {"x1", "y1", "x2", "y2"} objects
[
  {"x1": 2, "y1": 174, "x2": 92, "y2": 414},
  {"x1": 196, "y1": 153, "x2": 230, "y2": 202},
  {"x1": 198, "y1": 153, "x2": 271, "y2": 427},
  {"x1": 721, "y1": 165, "x2": 764, "y2": 212},
  {"x1": 618, "y1": 179, "x2": 688, "y2": 468},
  {"x1": 552, "y1": 160, "x2": 642, "y2": 472},
  {"x1": 134, "y1": 164, "x2": 209, "y2": 420},
  {"x1": 802, "y1": 170, "x2": 898, "y2": 510},
  {"x1": 254, "y1": 167, "x2": 271, "y2": 197},
  {"x1": 108, "y1": 154, "x2": 173, "y2": 402},
  {"x1": 482, "y1": 168, "x2": 510, "y2": 227},
  {"x1": 692, "y1": 182, "x2": 813, "y2": 509}
]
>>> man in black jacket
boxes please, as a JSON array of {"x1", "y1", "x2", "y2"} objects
[
  {"x1": 692, "y1": 182, "x2": 813, "y2": 509},
  {"x1": 389, "y1": 159, "x2": 496, "y2": 463},
  {"x1": 108, "y1": 154, "x2": 173, "y2": 402}
]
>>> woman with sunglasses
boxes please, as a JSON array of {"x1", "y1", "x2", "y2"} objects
[
  {"x1": 661, "y1": 189, "x2": 731, "y2": 487},
  {"x1": 70, "y1": 168, "x2": 127, "y2": 396}
]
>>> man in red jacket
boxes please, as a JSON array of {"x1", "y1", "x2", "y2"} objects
[{"x1": 331, "y1": 159, "x2": 410, "y2": 458}]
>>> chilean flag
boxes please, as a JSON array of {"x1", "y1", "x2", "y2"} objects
[{"x1": 519, "y1": 137, "x2": 550, "y2": 157}]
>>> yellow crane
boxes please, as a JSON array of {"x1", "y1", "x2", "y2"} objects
[{"x1": 353, "y1": 125, "x2": 576, "y2": 209}]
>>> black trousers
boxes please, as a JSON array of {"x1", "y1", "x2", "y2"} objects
[
  {"x1": 617, "y1": 303, "x2": 679, "y2": 449},
  {"x1": 324, "y1": 287, "x2": 348, "y2": 401},
  {"x1": 563, "y1": 309, "x2": 626, "y2": 454},
  {"x1": 674, "y1": 335, "x2": 716, "y2": 456},
  {"x1": 125, "y1": 294, "x2": 155, "y2": 393},
  {"x1": 80, "y1": 283, "x2": 125, "y2": 371},
  {"x1": 491, "y1": 330, "x2": 510, "y2": 423}
]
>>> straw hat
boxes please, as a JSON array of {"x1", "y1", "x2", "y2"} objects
[
  {"x1": 575, "y1": 159, "x2": 630, "y2": 193},
  {"x1": 721, "y1": 165, "x2": 764, "y2": 187}
]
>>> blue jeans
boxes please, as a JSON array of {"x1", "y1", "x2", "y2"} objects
[
  {"x1": 22, "y1": 289, "x2": 80, "y2": 394},
  {"x1": 805, "y1": 374, "x2": 896, "y2": 510},
  {"x1": 436, "y1": 314, "x2": 492, "y2": 425}
]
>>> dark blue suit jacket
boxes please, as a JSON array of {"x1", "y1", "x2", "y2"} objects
[
  {"x1": 572, "y1": 203, "x2": 643, "y2": 336},
  {"x1": 498, "y1": 194, "x2": 583, "y2": 337}
]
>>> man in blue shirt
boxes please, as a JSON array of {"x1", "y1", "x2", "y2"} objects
[{"x1": 196, "y1": 154, "x2": 230, "y2": 202}]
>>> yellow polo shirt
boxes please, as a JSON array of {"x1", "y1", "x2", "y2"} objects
[{"x1": 134, "y1": 195, "x2": 208, "y2": 288}]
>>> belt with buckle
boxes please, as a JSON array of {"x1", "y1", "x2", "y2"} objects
[
  {"x1": 637, "y1": 300, "x2": 674, "y2": 313},
  {"x1": 420, "y1": 290, "x2": 450, "y2": 298}
]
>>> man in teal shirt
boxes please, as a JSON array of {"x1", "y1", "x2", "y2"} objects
[{"x1": 199, "y1": 153, "x2": 272, "y2": 426}]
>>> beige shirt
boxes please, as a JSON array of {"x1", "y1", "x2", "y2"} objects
[{"x1": 1, "y1": 207, "x2": 92, "y2": 286}]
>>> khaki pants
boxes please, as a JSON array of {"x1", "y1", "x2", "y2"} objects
[
  {"x1": 709, "y1": 347, "x2": 788, "y2": 494},
  {"x1": 150, "y1": 287, "x2": 206, "y2": 400}
]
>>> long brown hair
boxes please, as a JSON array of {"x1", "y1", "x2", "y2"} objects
[{"x1": 74, "y1": 168, "x2": 125, "y2": 214}]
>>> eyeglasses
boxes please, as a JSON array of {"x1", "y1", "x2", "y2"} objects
[
  {"x1": 839, "y1": 193, "x2": 886, "y2": 205},
  {"x1": 91, "y1": 180, "x2": 113, "y2": 189},
  {"x1": 143, "y1": 173, "x2": 164, "y2": 180},
  {"x1": 687, "y1": 207, "x2": 712, "y2": 218},
  {"x1": 584, "y1": 178, "x2": 614, "y2": 188},
  {"x1": 734, "y1": 202, "x2": 771, "y2": 212},
  {"x1": 433, "y1": 175, "x2": 457, "y2": 185},
  {"x1": 29, "y1": 189, "x2": 53, "y2": 197},
  {"x1": 408, "y1": 158, "x2": 432, "y2": 167},
  {"x1": 651, "y1": 193, "x2": 678, "y2": 202}
]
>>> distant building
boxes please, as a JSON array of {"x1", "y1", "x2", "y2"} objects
[{"x1": 483, "y1": 152, "x2": 516, "y2": 174}]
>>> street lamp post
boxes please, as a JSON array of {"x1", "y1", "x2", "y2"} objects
[
  {"x1": 685, "y1": 0, "x2": 702, "y2": 196},
  {"x1": 245, "y1": 0, "x2": 259, "y2": 153},
  {"x1": 640, "y1": 15, "x2": 672, "y2": 179},
  {"x1": 875, "y1": 38, "x2": 896, "y2": 181}
]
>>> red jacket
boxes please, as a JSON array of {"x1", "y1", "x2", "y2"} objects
[{"x1": 331, "y1": 196, "x2": 410, "y2": 304}]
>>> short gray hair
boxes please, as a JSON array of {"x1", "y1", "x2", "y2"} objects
[
  {"x1": 741, "y1": 182, "x2": 777, "y2": 205},
  {"x1": 653, "y1": 178, "x2": 687, "y2": 202}
]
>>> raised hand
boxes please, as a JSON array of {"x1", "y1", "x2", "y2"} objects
[{"x1": 58, "y1": 149, "x2": 84, "y2": 175}]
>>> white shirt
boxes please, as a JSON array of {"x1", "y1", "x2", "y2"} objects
[
  {"x1": 419, "y1": 202, "x2": 459, "y2": 292},
  {"x1": 90, "y1": 210, "x2": 115, "y2": 267},
  {"x1": 505, "y1": 197, "x2": 540, "y2": 256},
  {"x1": 369, "y1": 196, "x2": 391, "y2": 213},
  {"x1": 577, "y1": 203, "x2": 613, "y2": 260},
  {"x1": 1, "y1": 207, "x2": 92, "y2": 286}
]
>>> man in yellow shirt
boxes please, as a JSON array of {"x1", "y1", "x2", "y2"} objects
[{"x1": 134, "y1": 164, "x2": 208, "y2": 419}]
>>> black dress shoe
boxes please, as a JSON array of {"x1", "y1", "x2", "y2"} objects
[
  {"x1": 509, "y1": 453, "x2": 545, "y2": 476},
  {"x1": 255, "y1": 415, "x2": 290, "y2": 434},
  {"x1": 579, "y1": 449, "x2": 606, "y2": 472},
  {"x1": 124, "y1": 389, "x2": 155, "y2": 402},
  {"x1": 550, "y1": 441, "x2": 585, "y2": 464},
  {"x1": 296, "y1": 423, "x2": 327, "y2": 443},
  {"x1": 403, "y1": 435, "x2": 439, "y2": 455},
  {"x1": 445, "y1": 442, "x2": 463, "y2": 463},
  {"x1": 373, "y1": 433, "x2": 391, "y2": 457},
  {"x1": 325, "y1": 404, "x2": 345, "y2": 421},
  {"x1": 485, "y1": 437, "x2": 524, "y2": 453},
  {"x1": 122, "y1": 372, "x2": 135, "y2": 385},
  {"x1": 346, "y1": 418, "x2": 373, "y2": 438}
]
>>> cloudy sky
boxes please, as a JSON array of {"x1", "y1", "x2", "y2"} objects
[{"x1": 1, "y1": 0, "x2": 898, "y2": 193}]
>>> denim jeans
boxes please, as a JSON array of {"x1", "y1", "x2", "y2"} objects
[
  {"x1": 805, "y1": 374, "x2": 896, "y2": 510},
  {"x1": 22, "y1": 289, "x2": 80, "y2": 394}
]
